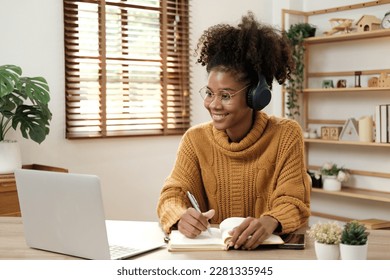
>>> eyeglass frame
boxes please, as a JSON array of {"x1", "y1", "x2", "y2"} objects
[{"x1": 199, "y1": 84, "x2": 250, "y2": 105}]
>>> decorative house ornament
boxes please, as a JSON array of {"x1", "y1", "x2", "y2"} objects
[
  {"x1": 378, "y1": 72, "x2": 390, "y2": 87},
  {"x1": 368, "y1": 77, "x2": 378, "y2": 87},
  {"x1": 356, "y1": 15, "x2": 382, "y2": 32},
  {"x1": 367, "y1": 72, "x2": 390, "y2": 87},
  {"x1": 339, "y1": 118, "x2": 359, "y2": 141}
]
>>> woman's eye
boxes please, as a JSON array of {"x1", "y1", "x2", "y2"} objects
[
  {"x1": 220, "y1": 92, "x2": 231, "y2": 101},
  {"x1": 205, "y1": 90, "x2": 214, "y2": 97}
]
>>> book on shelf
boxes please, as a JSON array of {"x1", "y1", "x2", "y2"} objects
[
  {"x1": 375, "y1": 105, "x2": 381, "y2": 143},
  {"x1": 358, "y1": 218, "x2": 390, "y2": 230},
  {"x1": 380, "y1": 104, "x2": 388, "y2": 143},
  {"x1": 388, "y1": 104, "x2": 390, "y2": 143},
  {"x1": 374, "y1": 104, "x2": 390, "y2": 143},
  {"x1": 168, "y1": 217, "x2": 284, "y2": 251}
]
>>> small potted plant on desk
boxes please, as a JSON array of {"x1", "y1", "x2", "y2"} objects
[
  {"x1": 307, "y1": 221, "x2": 342, "y2": 260},
  {"x1": 340, "y1": 221, "x2": 369, "y2": 260}
]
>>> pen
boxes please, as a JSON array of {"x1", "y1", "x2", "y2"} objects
[{"x1": 186, "y1": 191, "x2": 212, "y2": 235}]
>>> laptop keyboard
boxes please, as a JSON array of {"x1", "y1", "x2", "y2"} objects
[{"x1": 110, "y1": 244, "x2": 138, "y2": 259}]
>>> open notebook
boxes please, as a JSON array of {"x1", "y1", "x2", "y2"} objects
[
  {"x1": 14, "y1": 169, "x2": 165, "y2": 260},
  {"x1": 168, "y1": 217, "x2": 284, "y2": 251}
]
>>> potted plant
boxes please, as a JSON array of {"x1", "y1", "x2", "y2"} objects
[
  {"x1": 0, "y1": 64, "x2": 52, "y2": 174},
  {"x1": 307, "y1": 221, "x2": 342, "y2": 260},
  {"x1": 285, "y1": 22, "x2": 316, "y2": 120},
  {"x1": 340, "y1": 220, "x2": 369, "y2": 260},
  {"x1": 320, "y1": 162, "x2": 350, "y2": 191}
]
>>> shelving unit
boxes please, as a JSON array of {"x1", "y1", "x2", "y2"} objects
[{"x1": 283, "y1": 1, "x2": 390, "y2": 220}]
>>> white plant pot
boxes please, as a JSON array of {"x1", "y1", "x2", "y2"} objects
[
  {"x1": 340, "y1": 243, "x2": 368, "y2": 260},
  {"x1": 322, "y1": 176, "x2": 342, "y2": 191},
  {"x1": 314, "y1": 241, "x2": 340, "y2": 260},
  {"x1": 0, "y1": 140, "x2": 22, "y2": 174}
]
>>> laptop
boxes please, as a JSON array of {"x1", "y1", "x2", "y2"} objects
[{"x1": 14, "y1": 169, "x2": 166, "y2": 260}]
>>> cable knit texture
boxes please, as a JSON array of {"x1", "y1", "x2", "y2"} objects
[{"x1": 157, "y1": 111, "x2": 311, "y2": 234}]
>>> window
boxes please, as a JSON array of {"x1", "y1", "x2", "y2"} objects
[{"x1": 63, "y1": 0, "x2": 190, "y2": 138}]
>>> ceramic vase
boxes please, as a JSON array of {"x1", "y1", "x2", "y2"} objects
[
  {"x1": 314, "y1": 241, "x2": 340, "y2": 260},
  {"x1": 340, "y1": 243, "x2": 368, "y2": 260},
  {"x1": 322, "y1": 176, "x2": 342, "y2": 191},
  {"x1": 0, "y1": 140, "x2": 22, "y2": 174}
]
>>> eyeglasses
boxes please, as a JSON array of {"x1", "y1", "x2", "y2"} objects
[{"x1": 199, "y1": 85, "x2": 250, "y2": 105}]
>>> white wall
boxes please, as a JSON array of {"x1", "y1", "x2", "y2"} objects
[{"x1": 1, "y1": 0, "x2": 388, "y2": 221}]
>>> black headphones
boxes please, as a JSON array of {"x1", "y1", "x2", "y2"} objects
[{"x1": 246, "y1": 74, "x2": 271, "y2": 111}]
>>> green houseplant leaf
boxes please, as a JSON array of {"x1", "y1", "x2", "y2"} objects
[
  {"x1": 0, "y1": 65, "x2": 22, "y2": 98},
  {"x1": 284, "y1": 23, "x2": 316, "y2": 119},
  {"x1": 0, "y1": 64, "x2": 52, "y2": 144}
]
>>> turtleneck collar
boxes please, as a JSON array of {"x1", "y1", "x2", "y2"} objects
[{"x1": 211, "y1": 111, "x2": 269, "y2": 152}]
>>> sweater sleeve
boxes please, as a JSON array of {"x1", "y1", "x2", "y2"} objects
[
  {"x1": 157, "y1": 128, "x2": 207, "y2": 234},
  {"x1": 262, "y1": 120, "x2": 311, "y2": 234}
]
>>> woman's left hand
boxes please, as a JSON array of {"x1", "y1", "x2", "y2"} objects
[{"x1": 228, "y1": 216, "x2": 279, "y2": 250}]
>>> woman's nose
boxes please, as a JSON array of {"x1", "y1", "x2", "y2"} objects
[{"x1": 208, "y1": 95, "x2": 223, "y2": 108}]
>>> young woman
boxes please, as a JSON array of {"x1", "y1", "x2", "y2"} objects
[{"x1": 157, "y1": 12, "x2": 310, "y2": 250}]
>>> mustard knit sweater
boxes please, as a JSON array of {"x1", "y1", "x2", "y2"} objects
[{"x1": 157, "y1": 111, "x2": 311, "y2": 234}]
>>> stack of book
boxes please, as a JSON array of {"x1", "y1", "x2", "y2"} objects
[{"x1": 375, "y1": 104, "x2": 390, "y2": 143}]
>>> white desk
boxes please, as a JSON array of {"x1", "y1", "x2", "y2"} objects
[{"x1": 1, "y1": 217, "x2": 389, "y2": 260}]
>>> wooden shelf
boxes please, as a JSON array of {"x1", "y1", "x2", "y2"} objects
[
  {"x1": 304, "y1": 138, "x2": 390, "y2": 147},
  {"x1": 308, "y1": 165, "x2": 390, "y2": 179},
  {"x1": 303, "y1": 87, "x2": 390, "y2": 94},
  {"x1": 305, "y1": 29, "x2": 390, "y2": 45},
  {"x1": 312, "y1": 187, "x2": 390, "y2": 203},
  {"x1": 308, "y1": 69, "x2": 390, "y2": 78}
]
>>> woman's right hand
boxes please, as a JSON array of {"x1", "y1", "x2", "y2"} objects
[{"x1": 178, "y1": 208, "x2": 215, "y2": 238}]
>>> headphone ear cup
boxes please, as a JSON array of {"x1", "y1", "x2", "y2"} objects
[{"x1": 246, "y1": 75, "x2": 271, "y2": 111}]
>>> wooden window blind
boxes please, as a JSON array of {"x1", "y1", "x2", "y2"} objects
[{"x1": 63, "y1": 0, "x2": 190, "y2": 138}]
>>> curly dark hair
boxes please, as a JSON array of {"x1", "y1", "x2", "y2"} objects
[{"x1": 195, "y1": 12, "x2": 294, "y2": 89}]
